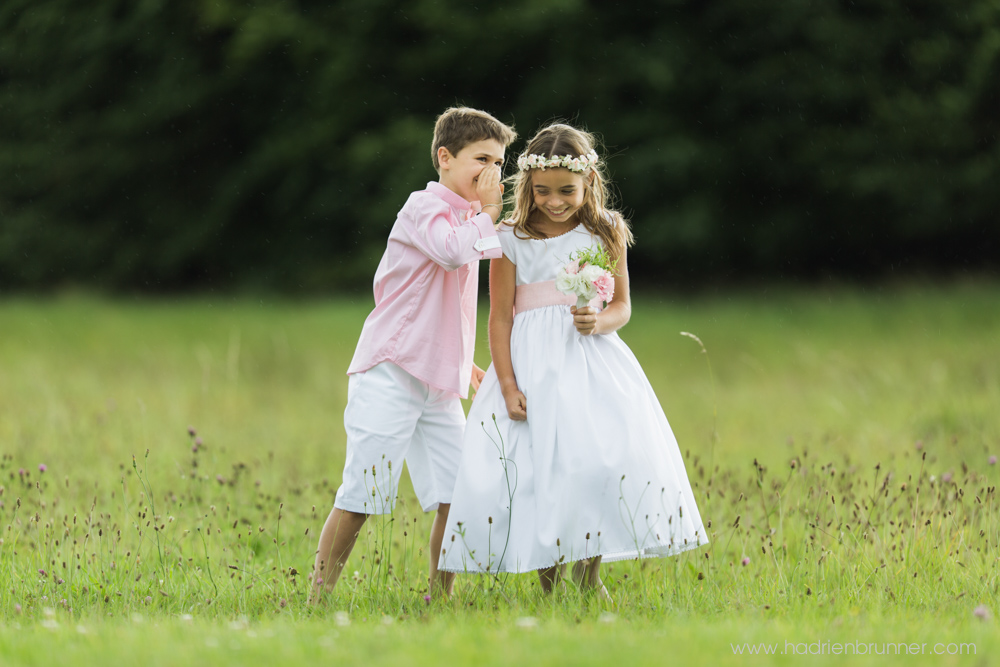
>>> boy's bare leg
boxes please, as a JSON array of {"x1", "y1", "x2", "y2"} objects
[
  {"x1": 309, "y1": 507, "x2": 368, "y2": 604},
  {"x1": 429, "y1": 503, "x2": 455, "y2": 596}
]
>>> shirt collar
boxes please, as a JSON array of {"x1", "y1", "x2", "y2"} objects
[{"x1": 426, "y1": 181, "x2": 471, "y2": 211}]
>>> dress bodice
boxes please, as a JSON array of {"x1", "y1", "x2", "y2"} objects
[{"x1": 498, "y1": 224, "x2": 601, "y2": 286}]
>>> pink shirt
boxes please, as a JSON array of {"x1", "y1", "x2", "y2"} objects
[{"x1": 347, "y1": 181, "x2": 502, "y2": 398}]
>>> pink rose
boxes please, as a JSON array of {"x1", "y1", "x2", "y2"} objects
[
  {"x1": 563, "y1": 259, "x2": 581, "y2": 275},
  {"x1": 593, "y1": 271, "x2": 615, "y2": 302}
]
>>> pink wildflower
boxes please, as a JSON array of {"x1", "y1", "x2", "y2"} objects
[
  {"x1": 38, "y1": 464, "x2": 47, "y2": 473},
  {"x1": 741, "y1": 557, "x2": 750, "y2": 566}
]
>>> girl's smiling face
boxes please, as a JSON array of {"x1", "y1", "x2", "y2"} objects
[{"x1": 531, "y1": 168, "x2": 588, "y2": 226}]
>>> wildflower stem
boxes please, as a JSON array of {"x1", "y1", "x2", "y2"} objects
[{"x1": 679, "y1": 332, "x2": 718, "y2": 483}]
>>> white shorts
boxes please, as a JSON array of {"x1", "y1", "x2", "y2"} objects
[{"x1": 334, "y1": 362, "x2": 465, "y2": 515}]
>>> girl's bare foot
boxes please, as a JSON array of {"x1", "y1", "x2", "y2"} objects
[
  {"x1": 570, "y1": 556, "x2": 612, "y2": 602},
  {"x1": 539, "y1": 564, "x2": 567, "y2": 593}
]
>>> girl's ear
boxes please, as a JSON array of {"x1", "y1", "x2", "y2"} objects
[
  {"x1": 437, "y1": 146, "x2": 453, "y2": 170},
  {"x1": 586, "y1": 171, "x2": 596, "y2": 186}
]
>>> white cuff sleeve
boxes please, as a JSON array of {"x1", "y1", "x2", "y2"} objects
[{"x1": 473, "y1": 236, "x2": 502, "y2": 253}]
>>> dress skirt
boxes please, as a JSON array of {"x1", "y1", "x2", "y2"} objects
[{"x1": 438, "y1": 297, "x2": 708, "y2": 574}]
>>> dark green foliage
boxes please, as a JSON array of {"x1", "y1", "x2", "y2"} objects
[{"x1": 1, "y1": 0, "x2": 997, "y2": 292}]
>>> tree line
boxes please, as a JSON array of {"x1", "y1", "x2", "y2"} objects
[{"x1": 1, "y1": 0, "x2": 996, "y2": 292}]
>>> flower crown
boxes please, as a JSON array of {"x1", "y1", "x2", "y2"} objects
[{"x1": 517, "y1": 149, "x2": 599, "y2": 173}]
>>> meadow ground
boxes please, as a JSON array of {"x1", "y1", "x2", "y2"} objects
[{"x1": 1, "y1": 280, "x2": 998, "y2": 665}]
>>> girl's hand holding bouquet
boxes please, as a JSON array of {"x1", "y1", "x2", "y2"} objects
[{"x1": 555, "y1": 246, "x2": 617, "y2": 336}]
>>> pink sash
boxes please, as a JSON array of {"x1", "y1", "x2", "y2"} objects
[{"x1": 513, "y1": 280, "x2": 602, "y2": 315}]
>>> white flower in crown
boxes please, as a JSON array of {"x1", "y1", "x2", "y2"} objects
[{"x1": 517, "y1": 149, "x2": 599, "y2": 173}]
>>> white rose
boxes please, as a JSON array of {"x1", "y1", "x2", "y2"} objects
[
  {"x1": 555, "y1": 271, "x2": 583, "y2": 296},
  {"x1": 578, "y1": 264, "x2": 604, "y2": 284},
  {"x1": 575, "y1": 264, "x2": 603, "y2": 300}
]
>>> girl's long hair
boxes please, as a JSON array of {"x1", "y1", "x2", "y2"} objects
[{"x1": 503, "y1": 124, "x2": 633, "y2": 261}]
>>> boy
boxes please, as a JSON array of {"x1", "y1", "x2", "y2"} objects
[{"x1": 309, "y1": 107, "x2": 516, "y2": 601}]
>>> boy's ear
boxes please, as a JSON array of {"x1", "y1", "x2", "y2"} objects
[{"x1": 437, "y1": 146, "x2": 453, "y2": 170}]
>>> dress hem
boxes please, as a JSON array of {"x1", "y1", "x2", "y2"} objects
[{"x1": 438, "y1": 536, "x2": 709, "y2": 574}]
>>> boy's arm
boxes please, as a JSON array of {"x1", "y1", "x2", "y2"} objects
[
  {"x1": 488, "y1": 255, "x2": 526, "y2": 420},
  {"x1": 407, "y1": 196, "x2": 502, "y2": 272}
]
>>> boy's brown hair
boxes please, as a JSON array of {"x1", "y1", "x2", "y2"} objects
[{"x1": 431, "y1": 107, "x2": 517, "y2": 172}]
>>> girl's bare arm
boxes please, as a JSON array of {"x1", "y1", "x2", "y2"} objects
[{"x1": 489, "y1": 255, "x2": 527, "y2": 420}]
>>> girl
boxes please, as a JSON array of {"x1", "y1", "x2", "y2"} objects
[{"x1": 438, "y1": 124, "x2": 708, "y2": 596}]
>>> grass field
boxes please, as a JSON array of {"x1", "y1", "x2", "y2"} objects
[{"x1": 1, "y1": 281, "x2": 998, "y2": 665}]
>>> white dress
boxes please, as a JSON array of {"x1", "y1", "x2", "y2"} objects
[{"x1": 438, "y1": 224, "x2": 708, "y2": 574}]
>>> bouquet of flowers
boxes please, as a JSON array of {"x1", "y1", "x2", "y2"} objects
[{"x1": 554, "y1": 246, "x2": 616, "y2": 309}]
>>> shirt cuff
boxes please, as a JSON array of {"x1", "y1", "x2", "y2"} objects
[
  {"x1": 473, "y1": 236, "x2": 501, "y2": 252},
  {"x1": 471, "y1": 213, "x2": 503, "y2": 258}
]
